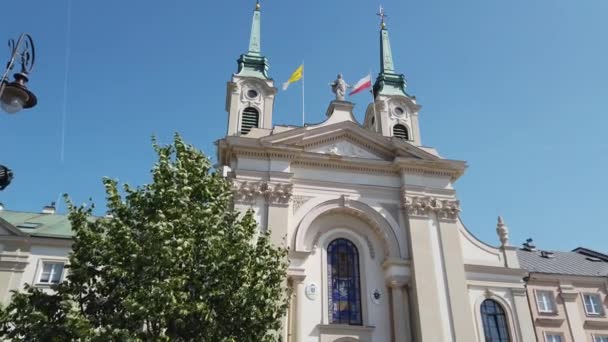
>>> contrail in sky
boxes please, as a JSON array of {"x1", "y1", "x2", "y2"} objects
[{"x1": 60, "y1": 0, "x2": 72, "y2": 164}]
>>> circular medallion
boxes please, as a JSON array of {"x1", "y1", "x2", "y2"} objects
[
  {"x1": 394, "y1": 106, "x2": 405, "y2": 116},
  {"x1": 246, "y1": 89, "x2": 259, "y2": 99},
  {"x1": 371, "y1": 288, "x2": 382, "y2": 304},
  {"x1": 305, "y1": 283, "x2": 318, "y2": 300}
]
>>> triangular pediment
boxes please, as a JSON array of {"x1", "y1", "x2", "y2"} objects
[
  {"x1": 306, "y1": 139, "x2": 386, "y2": 160},
  {"x1": 260, "y1": 120, "x2": 440, "y2": 162}
]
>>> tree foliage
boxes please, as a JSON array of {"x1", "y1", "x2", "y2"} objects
[{"x1": 0, "y1": 134, "x2": 289, "y2": 341}]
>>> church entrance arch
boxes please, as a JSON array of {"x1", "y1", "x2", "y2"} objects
[{"x1": 293, "y1": 197, "x2": 402, "y2": 259}]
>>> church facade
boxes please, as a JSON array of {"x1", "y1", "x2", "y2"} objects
[{"x1": 217, "y1": 4, "x2": 536, "y2": 342}]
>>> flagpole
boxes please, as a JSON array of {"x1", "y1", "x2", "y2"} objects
[
  {"x1": 369, "y1": 70, "x2": 378, "y2": 130},
  {"x1": 302, "y1": 62, "x2": 305, "y2": 126}
]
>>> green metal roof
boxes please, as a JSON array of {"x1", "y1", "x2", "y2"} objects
[
  {"x1": 235, "y1": 4, "x2": 271, "y2": 80},
  {"x1": 0, "y1": 210, "x2": 74, "y2": 239},
  {"x1": 373, "y1": 26, "x2": 409, "y2": 98}
]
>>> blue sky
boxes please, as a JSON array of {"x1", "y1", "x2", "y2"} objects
[{"x1": 1, "y1": 0, "x2": 607, "y2": 252}]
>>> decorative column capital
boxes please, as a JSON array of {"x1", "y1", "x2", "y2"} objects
[
  {"x1": 558, "y1": 283, "x2": 579, "y2": 301},
  {"x1": 231, "y1": 180, "x2": 293, "y2": 205},
  {"x1": 383, "y1": 258, "x2": 410, "y2": 288},
  {"x1": 402, "y1": 193, "x2": 460, "y2": 221},
  {"x1": 266, "y1": 182, "x2": 293, "y2": 205},
  {"x1": 510, "y1": 288, "x2": 527, "y2": 297},
  {"x1": 287, "y1": 267, "x2": 306, "y2": 283},
  {"x1": 0, "y1": 252, "x2": 29, "y2": 272},
  {"x1": 386, "y1": 276, "x2": 408, "y2": 289}
]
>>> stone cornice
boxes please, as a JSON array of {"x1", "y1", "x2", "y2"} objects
[
  {"x1": 529, "y1": 272, "x2": 608, "y2": 284},
  {"x1": 395, "y1": 158, "x2": 466, "y2": 181},
  {"x1": 465, "y1": 264, "x2": 528, "y2": 277},
  {"x1": 217, "y1": 126, "x2": 467, "y2": 181},
  {"x1": 232, "y1": 180, "x2": 293, "y2": 205}
]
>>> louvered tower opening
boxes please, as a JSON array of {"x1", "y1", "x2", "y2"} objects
[
  {"x1": 241, "y1": 107, "x2": 259, "y2": 135},
  {"x1": 393, "y1": 124, "x2": 409, "y2": 140}
]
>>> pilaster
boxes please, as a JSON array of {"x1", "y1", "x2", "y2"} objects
[
  {"x1": 402, "y1": 189, "x2": 476, "y2": 342},
  {"x1": 288, "y1": 269, "x2": 306, "y2": 342},
  {"x1": 405, "y1": 211, "x2": 450, "y2": 341},
  {"x1": 232, "y1": 178, "x2": 293, "y2": 245},
  {"x1": 0, "y1": 247, "x2": 30, "y2": 304},
  {"x1": 511, "y1": 288, "x2": 536, "y2": 341},
  {"x1": 383, "y1": 263, "x2": 412, "y2": 342},
  {"x1": 559, "y1": 282, "x2": 587, "y2": 341}
]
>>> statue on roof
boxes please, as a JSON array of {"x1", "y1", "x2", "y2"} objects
[{"x1": 330, "y1": 74, "x2": 351, "y2": 101}]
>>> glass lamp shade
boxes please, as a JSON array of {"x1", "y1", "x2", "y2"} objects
[
  {"x1": 0, "y1": 83, "x2": 30, "y2": 114},
  {"x1": 0, "y1": 96, "x2": 25, "y2": 114}
]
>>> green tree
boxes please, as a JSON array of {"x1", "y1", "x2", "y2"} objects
[{"x1": 0, "y1": 134, "x2": 289, "y2": 341}]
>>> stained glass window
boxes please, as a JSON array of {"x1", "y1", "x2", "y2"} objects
[
  {"x1": 327, "y1": 238, "x2": 362, "y2": 325},
  {"x1": 481, "y1": 299, "x2": 511, "y2": 342}
]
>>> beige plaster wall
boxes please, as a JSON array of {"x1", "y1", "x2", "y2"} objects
[{"x1": 527, "y1": 277, "x2": 608, "y2": 342}]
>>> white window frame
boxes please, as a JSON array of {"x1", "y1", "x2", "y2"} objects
[
  {"x1": 35, "y1": 260, "x2": 66, "y2": 286},
  {"x1": 593, "y1": 336, "x2": 608, "y2": 342},
  {"x1": 544, "y1": 332, "x2": 563, "y2": 342},
  {"x1": 535, "y1": 290, "x2": 556, "y2": 314},
  {"x1": 583, "y1": 293, "x2": 604, "y2": 316}
]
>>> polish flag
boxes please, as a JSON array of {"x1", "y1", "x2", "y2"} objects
[{"x1": 349, "y1": 74, "x2": 372, "y2": 96}]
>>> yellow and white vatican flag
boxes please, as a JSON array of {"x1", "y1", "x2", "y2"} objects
[{"x1": 282, "y1": 64, "x2": 304, "y2": 90}]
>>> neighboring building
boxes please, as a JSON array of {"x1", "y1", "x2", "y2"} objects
[
  {"x1": 0, "y1": 203, "x2": 72, "y2": 303},
  {"x1": 216, "y1": 3, "x2": 536, "y2": 342},
  {"x1": 518, "y1": 240, "x2": 608, "y2": 342}
]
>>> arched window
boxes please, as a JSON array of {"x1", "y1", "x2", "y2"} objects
[
  {"x1": 481, "y1": 299, "x2": 511, "y2": 342},
  {"x1": 241, "y1": 107, "x2": 259, "y2": 135},
  {"x1": 393, "y1": 124, "x2": 409, "y2": 140},
  {"x1": 327, "y1": 238, "x2": 362, "y2": 325}
]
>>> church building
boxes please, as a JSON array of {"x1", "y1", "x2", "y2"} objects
[{"x1": 217, "y1": 3, "x2": 536, "y2": 342}]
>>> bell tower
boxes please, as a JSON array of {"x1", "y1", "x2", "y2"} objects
[
  {"x1": 225, "y1": 1, "x2": 277, "y2": 137},
  {"x1": 363, "y1": 8, "x2": 422, "y2": 146}
]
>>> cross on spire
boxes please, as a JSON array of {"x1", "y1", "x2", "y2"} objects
[
  {"x1": 255, "y1": 0, "x2": 260, "y2": 11},
  {"x1": 377, "y1": 5, "x2": 387, "y2": 29}
]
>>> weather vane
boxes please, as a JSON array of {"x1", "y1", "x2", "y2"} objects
[{"x1": 377, "y1": 5, "x2": 387, "y2": 29}]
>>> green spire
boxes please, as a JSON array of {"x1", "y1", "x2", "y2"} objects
[
  {"x1": 248, "y1": 1, "x2": 262, "y2": 55},
  {"x1": 380, "y1": 28, "x2": 395, "y2": 73},
  {"x1": 373, "y1": 7, "x2": 407, "y2": 97},
  {"x1": 236, "y1": 1, "x2": 271, "y2": 79}
]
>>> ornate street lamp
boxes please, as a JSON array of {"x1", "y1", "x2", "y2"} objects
[
  {"x1": 0, "y1": 34, "x2": 37, "y2": 191},
  {"x1": 0, "y1": 33, "x2": 36, "y2": 114}
]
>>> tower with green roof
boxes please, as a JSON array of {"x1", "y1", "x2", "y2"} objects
[
  {"x1": 225, "y1": 1, "x2": 277, "y2": 137},
  {"x1": 363, "y1": 7, "x2": 422, "y2": 146}
]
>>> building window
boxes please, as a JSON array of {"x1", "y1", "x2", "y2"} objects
[
  {"x1": 545, "y1": 333, "x2": 563, "y2": 342},
  {"x1": 327, "y1": 238, "x2": 362, "y2": 325},
  {"x1": 392, "y1": 124, "x2": 409, "y2": 140},
  {"x1": 594, "y1": 336, "x2": 608, "y2": 342},
  {"x1": 480, "y1": 299, "x2": 511, "y2": 342},
  {"x1": 37, "y1": 261, "x2": 65, "y2": 285},
  {"x1": 241, "y1": 107, "x2": 259, "y2": 135},
  {"x1": 536, "y1": 290, "x2": 555, "y2": 313},
  {"x1": 584, "y1": 294, "x2": 604, "y2": 316}
]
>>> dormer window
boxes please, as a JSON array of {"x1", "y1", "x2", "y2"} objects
[
  {"x1": 393, "y1": 124, "x2": 409, "y2": 140},
  {"x1": 241, "y1": 107, "x2": 259, "y2": 135}
]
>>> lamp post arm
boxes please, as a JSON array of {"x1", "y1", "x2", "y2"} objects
[{"x1": 0, "y1": 33, "x2": 35, "y2": 100}]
